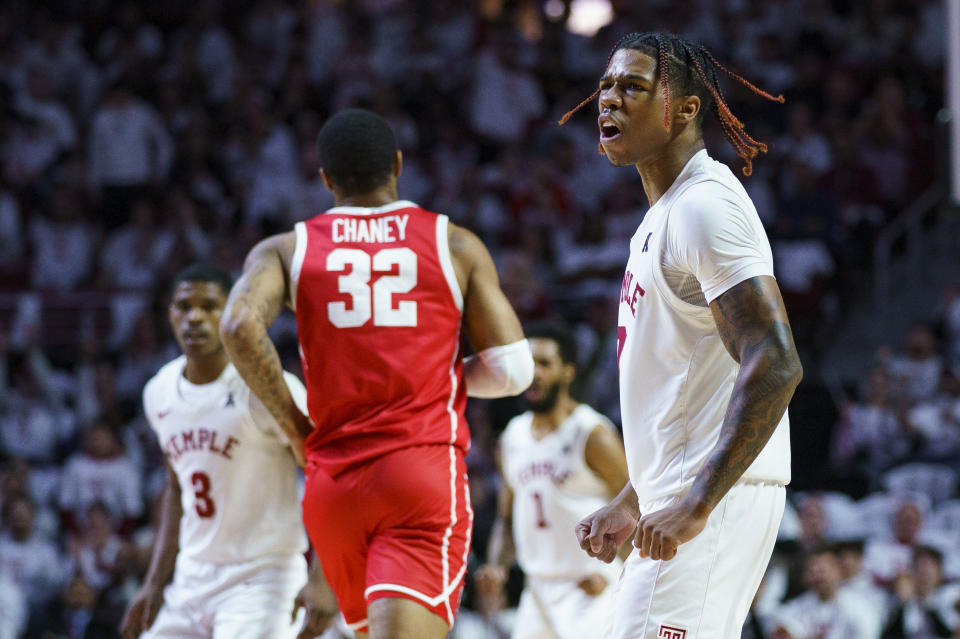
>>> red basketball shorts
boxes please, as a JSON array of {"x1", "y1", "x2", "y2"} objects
[{"x1": 302, "y1": 444, "x2": 472, "y2": 633}]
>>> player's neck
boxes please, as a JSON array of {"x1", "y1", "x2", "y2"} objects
[
  {"x1": 333, "y1": 185, "x2": 399, "y2": 208},
  {"x1": 531, "y1": 395, "x2": 578, "y2": 433},
  {"x1": 183, "y1": 351, "x2": 229, "y2": 385},
  {"x1": 635, "y1": 137, "x2": 705, "y2": 207}
]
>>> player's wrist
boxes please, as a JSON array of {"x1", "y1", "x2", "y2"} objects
[
  {"x1": 611, "y1": 490, "x2": 640, "y2": 519},
  {"x1": 679, "y1": 493, "x2": 713, "y2": 520}
]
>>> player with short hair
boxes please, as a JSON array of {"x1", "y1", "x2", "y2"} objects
[
  {"x1": 220, "y1": 108, "x2": 533, "y2": 639},
  {"x1": 120, "y1": 263, "x2": 310, "y2": 639},
  {"x1": 564, "y1": 33, "x2": 803, "y2": 637},
  {"x1": 476, "y1": 320, "x2": 630, "y2": 639}
]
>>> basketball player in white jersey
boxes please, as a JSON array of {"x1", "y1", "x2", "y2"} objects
[
  {"x1": 560, "y1": 33, "x2": 804, "y2": 637},
  {"x1": 119, "y1": 263, "x2": 311, "y2": 639},
  {"x1": 476, "y1": 322, "x2": 630, "y2": 639}
]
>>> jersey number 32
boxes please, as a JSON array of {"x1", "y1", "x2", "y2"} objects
[{"x1": 326, "y1": 248, "x2": 418, "y2": 328}]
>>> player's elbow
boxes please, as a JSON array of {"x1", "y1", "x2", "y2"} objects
[
  {"x1": 464, "y1": 339, "x2": 534, "y2": 398},
  {"x1": 768, "y1": 343, "x2": 803, "y2": 394},
  {"x1": 219, "y1": 306, "x2": 260, "y2": 351}
]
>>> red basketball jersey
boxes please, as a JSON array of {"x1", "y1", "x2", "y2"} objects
[{"x1": 291, "y1": 200, "x2": 468, "y2": 475}]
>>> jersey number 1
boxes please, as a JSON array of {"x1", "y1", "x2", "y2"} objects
[
  {"x1": 326, "y1": 248, "x2": 418, "y2": 328},
  {"x1": 532, "y1": 491, "x2": 549, "y2": 528}
]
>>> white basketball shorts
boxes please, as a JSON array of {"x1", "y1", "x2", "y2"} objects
[
  {"x1": 511, "y1": 563, "x2": 622, "y2": 639},
  {"x1": 143, "y1": 553, "x2": 308, "y2": 639},
  {"x1": 605, "y1": 481, "x2": 785, "y2": 639}
]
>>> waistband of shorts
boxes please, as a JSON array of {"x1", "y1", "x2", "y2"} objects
[{"x1": 638, "y1": 478, "x2": 785, "y2": 514}]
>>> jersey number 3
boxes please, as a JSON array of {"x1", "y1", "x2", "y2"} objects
[
  {"x1": 191, "y1": 471, "x2": 215, "y2": 518},
  {"x1": 326, "y1": 248, "x2": 418, "y2": 328}
]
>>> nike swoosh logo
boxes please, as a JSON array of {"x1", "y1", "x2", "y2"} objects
[{"x1": 158, "y1": 409, "x2": 172, "y2": 419}]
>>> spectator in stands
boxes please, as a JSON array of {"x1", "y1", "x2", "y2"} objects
[
  {"x1": 87, "y1": 79, "x2": 173, "y2": 229},
  {"x1": 0, "y1": 494, "x2": 64, "y2": 612},
  {"x1": 95, "y1": 2, "x2": 164, "y2": 79},
  {"x1": 98, "y1": 197, "x2": 175, "y2": 290},
  {"x1": 4, "y1": 66, "x2": 76, "y2": 187},
  {"x1": 834, "y1": 536, "x2": 890, "y2": 626},
  {"x1": 23, "y1": 574, "x2": 118, "y2": 639},
  {"x1": 0, "y1": 458, "x2": 59, "y2": 541},
  {"x1": 864, "y1": 499, "x2": 926, "y2": 585},
  {"x1": 58, "y1": 424, "x2": 142, "y2": 535},
  {"x1": 887, "y1": 324, "x2": 943, "y2": 403},
  {"x1": 775, "y1": 103, "x2": 832, "y2": 177},
  {"x1": 905, "y1": 367, "x2": 960, "y2": 461},
  {"x1": 796, "y1": 494, "x2": 829, "y2": 553},
  {"x1": 468, "y1": 28, "x2": 546, "y2": 150},
  {"x1": 235, "y1": 90, "x2": 299, "y2": 227},
  {"x1": 68, "y1": 502, "x2": 128, "y2": 592},
  {"x1": 770, "y1": 545, "x2": 880, "y2": 639},
  {"x1": 0, "y1": 340, "x2": 75, "y2": 464},
  {"x1": 882, "y1": 545, "x2": 960, "y2": 638},
  {"x1": 28, "y1": 183, "x2": 99, "y2": 291},
  {"x1": 831, "y1": 366, "x2": 912, "y2": 483}
]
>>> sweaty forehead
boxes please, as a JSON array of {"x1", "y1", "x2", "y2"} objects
[{"x1": 603, "y1": 48, "x2": 657, "y2": 81}]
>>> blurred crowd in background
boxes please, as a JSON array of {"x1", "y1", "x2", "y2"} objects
[{"x1": 0, "y1": 0, "x2": 958, "y2": 637}]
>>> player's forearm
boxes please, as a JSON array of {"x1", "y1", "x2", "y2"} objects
[
  {"x1": 685, "y1": 344, "x2": 801, "y2": 515},
  {"x1": 144, "y1": 482, "x2": 182, "y2": 588},
  {"x1": 611, "y1": 481, "x2": 640, "y2": 519},
  {"x1": 220, "y1": 315, "x2": 304, "y2": 443},
  {"x1": 486, "y1": 516, "x2": 516, "y2": 570}
]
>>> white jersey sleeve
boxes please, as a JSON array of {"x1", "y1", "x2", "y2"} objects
[
  {"x1": 664, "y1": 182, "x2": 774, "y2": 304},
  {"x1": 247, "y1": 372, "x2": 309, "y2": 444}
]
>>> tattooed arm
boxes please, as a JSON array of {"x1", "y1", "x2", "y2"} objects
[
  {"x1": 220, "y1": 232, "x2": 312, "y2": 466},
  {"x1": 634, "y1": 275, "x2": 802, "y2": 561}
]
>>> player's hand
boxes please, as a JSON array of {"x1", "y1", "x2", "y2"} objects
[
  {"x1": 120, "y1": 583, "x2": 164, "y2": 639},
  {"x1": 292, "y1": 577, "x2": 339, "y2": 639},
  {"x1": 633, "y1": 497, "x2": 709, "y2": 561},
  {"x1": 576, "y1": 574, "x2": 608, "y2": 596},
  {"x1": 474, "y1": 564, "x2": 508, "y2": 602},
  {"x1": 473, "y1": 565, "x2": 508, "y2": 614},
  {"x1": 576, "y1": 502, "x2": 638, "y2": 564}
]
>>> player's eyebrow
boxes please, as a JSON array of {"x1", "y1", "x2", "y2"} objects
[{"x1": 599, "y1": 73, "x2": 651, "y2": 85}]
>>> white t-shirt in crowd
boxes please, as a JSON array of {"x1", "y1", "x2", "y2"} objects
[
  {"x1": 772, "y1": 589, "x2": 880, "y2": 639},
  {"x1": 58, "y1": 453, "x2": 144, "y2": 523}
]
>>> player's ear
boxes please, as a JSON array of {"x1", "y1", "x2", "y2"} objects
[
  {"x1": 319, "y1": 168, "x2": 335, "y2": 193},
  {"x1": 675, "y1": 95, "x2": 700, "y2": 124},
  {"x1": 394, "y1": 150, "x2": 403, "y2": 178}
]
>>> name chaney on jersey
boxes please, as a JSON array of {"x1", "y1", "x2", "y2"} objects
[{"x1": 331, "y1": 214, "x2": 409, "y2": 244}]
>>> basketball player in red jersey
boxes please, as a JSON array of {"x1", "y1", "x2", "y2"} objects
[{"x1": 220, "y1": 109, "x2": 534, "y2": 639}]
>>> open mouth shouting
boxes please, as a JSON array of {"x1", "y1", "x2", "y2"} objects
[{"x1": 599, "y1": 116, "x2": 622, "y2": 141}]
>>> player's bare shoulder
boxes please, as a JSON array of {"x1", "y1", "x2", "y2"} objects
[
  {"x1": 446, "y1": 221, "x2": 489, "y2": 294},
  {"x1": 248, "y1": 230, "x2": 298, "y2": 274}
]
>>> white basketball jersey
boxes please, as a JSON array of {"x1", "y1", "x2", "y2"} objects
[
  {"x1": 617, "y1": 149, "x2": 790, "y2": 507},
  {"x1": 501, "y1": 404, "x2": 621, "y2": 579},
  {"x1": 143, "y1": 356, "x2": 309, "y2": 564}
]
